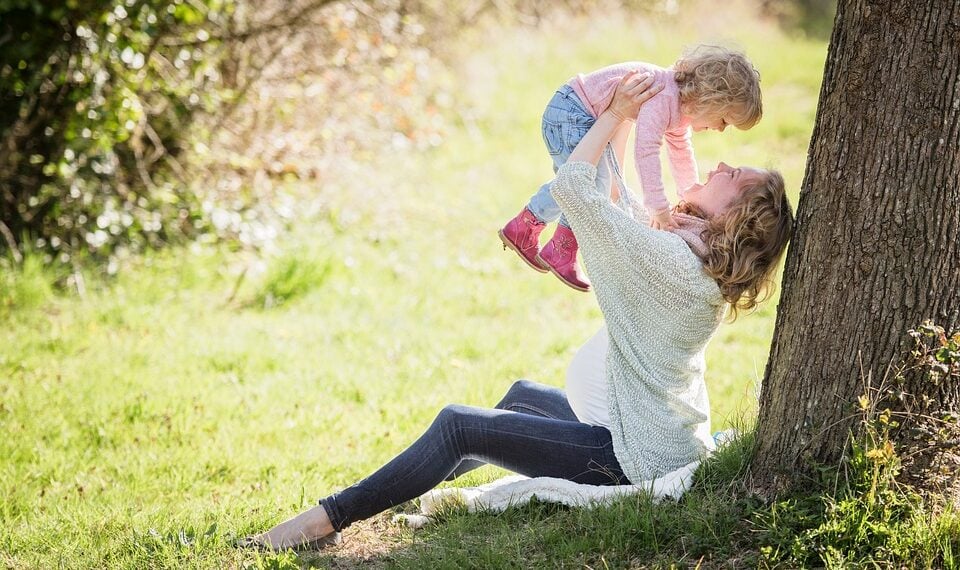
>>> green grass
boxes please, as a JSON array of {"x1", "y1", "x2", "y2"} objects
[
  {"x1": 249, "y1": 254, "x2": 335, "y2": 309},
  {"x1": 0, "y1": 254, "x2": 57, "y2": 312},
  {"x1": 9, "y1": 3, "x2": 951, "y2": 569}
]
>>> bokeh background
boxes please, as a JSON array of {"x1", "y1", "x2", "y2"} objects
[{"x1": 1, "y1": 1, "x2": 835, "y2": 567}]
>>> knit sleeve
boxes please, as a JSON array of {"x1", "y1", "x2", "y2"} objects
[
  {"x1": 551, "y1": 161, "x2": 697, "y2": 275},
  {"x1": 554, "y1": 160, "x2": 724, "y2": 485}
]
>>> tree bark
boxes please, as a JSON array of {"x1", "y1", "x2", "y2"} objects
[{"x1": 752, "y1": 0, "x2": 960, "y2": 493}]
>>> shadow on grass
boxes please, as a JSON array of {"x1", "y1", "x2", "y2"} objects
[
  {"x1": 237, "y1": 425, "x2": 960, "y2": 568},
  {"x1": 244, "y1": 422, "x2": 960, "y2": 569},
  {"x1": 250, "y1": 434, "x2": 765, "y2": 569}
]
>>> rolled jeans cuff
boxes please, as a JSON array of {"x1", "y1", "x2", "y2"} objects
[{"x1": 319, "y1": 495, "x2": 346, "y2": 532}]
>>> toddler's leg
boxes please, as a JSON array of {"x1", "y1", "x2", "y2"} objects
[
  {"x1": 539, "y1": 142, "x2": 617, "y2": 292},
  {"x1": 528, "y1": 118, "x2": 589, "y2": 223},
  {"x1": 502, "y1": 85, "x2": 595, "y2": 283},
  {"x1": 500, "y1": 90, "x2": 584, "y2": 272}
]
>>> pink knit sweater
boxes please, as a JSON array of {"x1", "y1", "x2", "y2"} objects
[{"x1": 568, "y1": 62, "x2": 698, "y2": 214}]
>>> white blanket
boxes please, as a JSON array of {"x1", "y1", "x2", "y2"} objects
[{"x1": 392, "y1": 460, "x2": 700, "y2": 529}]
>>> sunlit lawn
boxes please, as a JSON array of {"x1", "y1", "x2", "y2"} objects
[{"x1": 0, "y1": 5, "x2": 826, "y2": 568}]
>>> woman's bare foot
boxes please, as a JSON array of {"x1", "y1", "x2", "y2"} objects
[{"x1": 247, "y1": 505, "x2": 339, "y2": 551}]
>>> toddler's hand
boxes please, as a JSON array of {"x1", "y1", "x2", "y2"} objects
[{"x1": 649, "y1": 209, "x2": 678, "y2": 231}]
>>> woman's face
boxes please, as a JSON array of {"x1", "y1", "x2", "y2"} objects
[{"x1": 682, "y1": 162, "x2": 765, "y2": 217}]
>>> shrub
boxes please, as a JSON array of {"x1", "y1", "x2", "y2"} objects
[
  {"x1": 0, "y1": 0, "x2": 235, "y2": 264},
  {"x1": 1, "y1": 0, "x2": 671, "y2": 272}
]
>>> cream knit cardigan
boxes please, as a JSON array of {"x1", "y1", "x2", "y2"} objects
[{"x1": 551, "y1": 161, "x2": 726, "y2": 484}]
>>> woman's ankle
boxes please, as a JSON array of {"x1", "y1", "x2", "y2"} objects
[{"x1": 258, "y1": 505, "x2": 335, "y2": 547}]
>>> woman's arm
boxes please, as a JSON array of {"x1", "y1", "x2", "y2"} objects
[
  {"x1": 608, "y1": 121, "x2": 631, "y2": 203},
  {"x1": 568, "y1": 71, "x2": 662, "y2": 166},
  {"x1": 551, "y1": 72, "x2": 684, "y2": 271}
]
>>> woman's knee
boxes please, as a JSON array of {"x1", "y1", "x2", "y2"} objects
[
  {"x1": 496, "y1": 379, "x2": 537, "y2": 409},
  {"x1": 433, "y1": 404, "x2": 474, "y2": 432}
]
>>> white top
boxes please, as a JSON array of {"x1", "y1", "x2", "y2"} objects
[
  {"x1": 565, "y1": 326, "x2": 611, "y2": 427},
  {"x1": 551, "y1": 161, "x2": 724, "y2": 484}
]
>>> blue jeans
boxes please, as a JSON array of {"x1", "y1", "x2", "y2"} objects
[
  {"x1": 319, "y1": 380, "x2": 627, "y2": 531},
  {"x1": 527, "y1": 85, "x2": 613, "y2": 228}
]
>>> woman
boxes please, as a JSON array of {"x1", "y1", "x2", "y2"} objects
[{"x1": 243, "y1": 72, "x2": 794, "y2": 550}]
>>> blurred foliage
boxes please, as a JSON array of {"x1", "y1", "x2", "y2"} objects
[
  {"x1": 761, "y1": 0, "x2": 838, "y2": 38},
  {"x1": 0, "y1": 0, "x2": 692, "y2": 272},
  {"x1": 0, "y1": 0, "x2": 237, "y2": 267}
]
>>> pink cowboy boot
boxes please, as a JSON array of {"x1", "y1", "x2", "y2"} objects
[
  {"x1": 498, "y1": 207, "x2": 548, "y2": 273},
  {"x1": 537, "y1": 225, "x2": 591, "y2": 292}
]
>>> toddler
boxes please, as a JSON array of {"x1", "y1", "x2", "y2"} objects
[{"x1": 498, "y1": 45, "x2": 762, "y2": 291}]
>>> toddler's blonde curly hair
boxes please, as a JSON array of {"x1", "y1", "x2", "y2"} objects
[
  {"x1": 677, "y1": 170, "x2": 793, "y2": 320},
  {"x1": 674, "y1": 45, "x2": 762, "y2": 130}
]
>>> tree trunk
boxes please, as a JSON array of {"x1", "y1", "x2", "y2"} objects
[{"x1": 751, "y1": 0, "x2": 960, "y2": 493}]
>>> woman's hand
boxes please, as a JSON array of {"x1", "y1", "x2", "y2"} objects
[
  {"x1": 566, "y1": 72, "x2": 662, "y2": 166},
  {"x1": 608, "y1": 71, "x2": 663, "y2": 123}
]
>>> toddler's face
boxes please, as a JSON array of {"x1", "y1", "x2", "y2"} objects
[{"x1": 689, "y1": 110, "x2": 730, "y2": 132}]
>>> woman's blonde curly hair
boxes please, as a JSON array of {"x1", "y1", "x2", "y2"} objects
[
  {"x1": 674, "y1": 44, "x2": 762, "y2": 130},
  {"x1": 677, "y1": 170, "x2": 794, "y2": 320}
]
